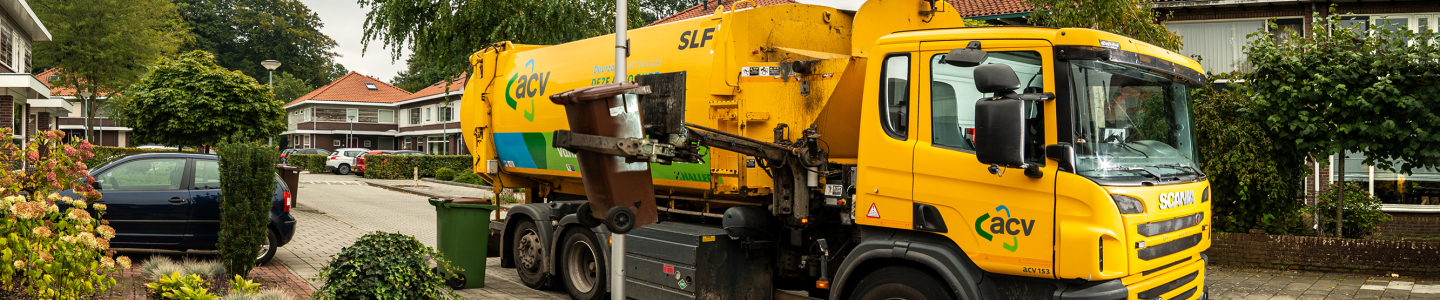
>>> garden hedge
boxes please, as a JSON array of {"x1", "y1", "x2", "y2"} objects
[
  {"x1": 216, "y1": 142, "x2": 275, "y2": 277},
  {"x1": 362, "y1": 155, "x2": 471, "y2": 179},
  {"x1": 286, "y1": 154, "x2": 329, "y2": 173}
]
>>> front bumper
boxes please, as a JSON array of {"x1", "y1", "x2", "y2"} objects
[{"x1": 1060, "y1": 254, "x2": 1207, "y2": 300}]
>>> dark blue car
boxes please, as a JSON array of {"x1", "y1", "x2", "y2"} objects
[{"x1": 64, "y1": 152, "x2": 298, "y2": 264}]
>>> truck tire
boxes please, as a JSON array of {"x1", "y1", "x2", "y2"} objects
[
  {"x1": 561, "y1": 229, "x2": 606, "y2": 300},
  {"x1": 512, "y1": 221, "x2": 549, "y2": 289},
  {"x1": 850, "y1": 266, "x2": 953, "y2": 300}
]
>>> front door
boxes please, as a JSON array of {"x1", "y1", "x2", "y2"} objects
[
  {"x1": 913, "y1": 40, "x2": 1058, "y2": 278},
  {"x1": 93, "y1": 158, "x2": 192, "y2": 246},
  {"x1": 856, "y1": 46, "x2": 919, "y2": 230}
]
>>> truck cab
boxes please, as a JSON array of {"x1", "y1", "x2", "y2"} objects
[{"x1": 849, "y1": 26, "x2": 1209, "y2": 300}]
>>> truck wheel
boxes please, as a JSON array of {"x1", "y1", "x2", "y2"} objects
[
  {"x1": 337, "y1": 164, "x2": 351, "y2": 175},
  {"x1": 851, "y1": 266, "x2": 953, "y2": 300},
  {"x1": 576, "y1": 203, "x2": 602, "y2": 229},
  {"x1": 513, "y1": 221, "x2": 549, "y2": 289},
  {"x1": 561, "y1": 229, "x2": 606, "y2": 300},
  {"x1": 604, "y1": 206, "x2": 635, "y2": 234}
]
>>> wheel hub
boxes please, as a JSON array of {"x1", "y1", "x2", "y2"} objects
[{"x1": 518, "y1": 230, "x2": 542, "y2": 269}]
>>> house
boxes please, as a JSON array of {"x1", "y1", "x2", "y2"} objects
[
  {"x1": 283, "y1": 71, "x2": 411, "y2": 151},
  {"x1": 392, "y1": 77, "x2": 465, "y2": 155},
  {"x1": 0, "y1": 0, "x2": 65, "y2": 143},
  {"x1": 33, "y1": 68, "x2": 126, "y2": 146}
]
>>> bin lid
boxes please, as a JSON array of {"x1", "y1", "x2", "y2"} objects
[
  {"x1": 549, "y1": 83, "x2": 650, "y2": 105},
  {"x1": 274, "y1": 164, "x2": 302, "y2": 171},
  {"x1": 429, "y1": 197, "x2": 499, "y2": 210}
]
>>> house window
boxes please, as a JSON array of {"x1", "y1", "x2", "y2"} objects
[
  {"x1": 333, "y1": 139, "x2": 341, "y2": 147},
  {"x1": 364, "y1": 140, "x2": 371, "y2": 147},
  {"x1": 409, "y1": 108, "x2": 421, "y2": 125},
  {"x1": 11, "y1": 104, "x2": 20, "y2": 135},
  {"x1": 378, "y1": 109, "x2": 394, "y2": 123},
  {"x1": 427, "y1": 135, "x2": 447, "y2": 155},
  {"x1": 440, "y1": 107, "x2": 454, "y2": 122},
  {"x1": 0, "y1": 25, "x2": 11, "y2": 71},
  {"x1": 1328, "y1": 151, "x2": 1440, "y2": 208},
  {"x1": 426, "y1": 107, "x2": 432, "y2": 121},
  {"x1": 303, "y1": 108, "x2": 312, "y2": 121},
  {"x1": 304, "y1": 135, "x2": 311, "y2": 148},
  {"x1": 403, "y1": 138, "x2": 411, "y2": 150}
]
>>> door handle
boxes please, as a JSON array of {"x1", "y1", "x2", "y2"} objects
[{"x1": 169, "y1": 197, "x2": 186, "y2": 203}]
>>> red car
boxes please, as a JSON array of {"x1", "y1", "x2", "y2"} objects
[{"x1": 353, "y1": 150, "x2": 425, "y2": 176}]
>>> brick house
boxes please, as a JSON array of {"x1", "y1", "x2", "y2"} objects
[
  {"x1": 0, "y1": 0, "x2": 64, "y2": 143},
  {"x1": 33, "y1": 68, "x2": 129, "y2": 146},
  {"x1": 392, "y1": 79, "x2": 466, "y2": 155},
  {"x1": 284, "y1": 71, "x2": 410, "y2": 151}
]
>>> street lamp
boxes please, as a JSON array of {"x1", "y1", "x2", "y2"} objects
[
  {"x1": 78, "y1": 91, "x2": 92, "y2": 143},
  {"x1": 262, "y1": 60, "x2": 281, "y2": 146},
  {"x1": 440, "y1": 100, "x2": 449, "y2": 155}
]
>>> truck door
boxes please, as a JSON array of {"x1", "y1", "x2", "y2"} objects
[
  {"x1": 856, "y1": 44, "x2": 918, "y2": 229},
  {"x1": 913, "y1": 40, "x2": 1058, "y2": 278}
]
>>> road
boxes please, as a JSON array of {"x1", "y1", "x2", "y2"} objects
[
  {"x1": 274, "y1": 172, "x2": 1440, "y2": 300},
  {"x1": 272, "y1": 172, "x2": 565, "y2": 300}
]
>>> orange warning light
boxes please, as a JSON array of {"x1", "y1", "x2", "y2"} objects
[
  {"x1": 815, "y1": 278, "x2": 830, "y2": 289},
  {"x1": 801, "y1": 218, "x2": 810, "y2": 225}
]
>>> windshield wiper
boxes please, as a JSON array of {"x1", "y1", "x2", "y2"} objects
[
  {"x1": 1157, "y1": 163, "x2": 1207, "y2": 178},
  {"x1": 1089, "y1": 165, "x2": 1175, "y2": 181}
]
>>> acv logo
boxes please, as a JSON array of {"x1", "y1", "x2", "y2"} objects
[
  {"x1": 973, "y1": 205, "x2": 1035, "y2": 252},
  {"x1": 506, "y1": 59, "x2": 551, "y2": 122},
  {"x1": 1159, "y1": 191, "x2": 1196, "y2": 210}
]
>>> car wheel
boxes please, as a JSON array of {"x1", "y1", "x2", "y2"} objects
[
  {"x1": 513, "y1": 221, "x2": 549, "y2": 289},
  {"x1": 337, "y1": 164, "x2": 351, "y2": 175},
  {"x1": 561, "y1": 229, "x2": 605, "y2": 300},
  {"x1": 850, "y1": 266, "x2": 952, "y2": 300},
  {"x1": 256, "y1": 230, "x2": 278, "y2": 265}
]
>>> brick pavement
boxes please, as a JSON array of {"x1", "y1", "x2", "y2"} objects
[
  {"x1": 1206, "y1": 265, "x2": 1440, "y2": 300},
  {"x1": 273, "y1": 172, "x2": 564, "y2": 300}
]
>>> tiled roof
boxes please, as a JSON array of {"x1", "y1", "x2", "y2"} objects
[
  {"x1": 646, "y1": 0, "x2": 800, "y2": 27},
  {"x1": 35, "y1": 68, "x2": 80, "y2": 97},
  {"x1": 287, "y1": 71, "x2": 413, "y2": 106},
  {"x1": 406, "y1": 72, "x2": 468, "y2": 100},
  {"x1": 946, "y1": 0, "x2": 1031, "y2": 18}
]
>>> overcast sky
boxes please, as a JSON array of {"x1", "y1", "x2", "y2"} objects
[{"x1": 299, "y1": 0, "x2": 864, "y2": 83}]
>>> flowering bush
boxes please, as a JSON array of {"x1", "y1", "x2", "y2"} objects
[{"x1": 0, "y1": 129, "x2": 128, "y2": 297}]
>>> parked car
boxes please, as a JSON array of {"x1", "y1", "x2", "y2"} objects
[
  {"x1": 63, "y1": 152, "x2": 297, "y2": 264},
  {"x1": 325, "y1": 148, "x2": 370, "y2": 175},
  {"x1": 353, "y1": 150, "x2": 389, "y2": 176},
  {"x1": 282, "y1": 148, "x2": 331, "y2": 165}
]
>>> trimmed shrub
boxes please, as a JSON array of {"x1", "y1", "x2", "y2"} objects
[
  {"x1": 361, "y1": 155, "x2": 471, "y2": 179},
  {"x1": 316, "y1": 232, "x2": 461, "y2": 299},
  {"x1": 1305, "y1": 182, "x2": 1393, "y2": 239},
  {"x1": 452, "y1": 172, "x2": 488, "y2": 186},
  {"x1": 435, "y1": 167, "x2": 456, "y2": 181},
  {"x1": 285, "y1": 154, "x2": 328, "y2": 174},
  {"x1": 216, "y1": 142, "x2": 276, "y2": 278}
]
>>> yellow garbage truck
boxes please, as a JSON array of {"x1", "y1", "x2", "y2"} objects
[{"x1": 460, "y1": 0, "x2": 1212, "y2": 299}]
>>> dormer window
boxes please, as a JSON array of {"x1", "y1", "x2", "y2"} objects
[{"x1": 365, "y1": 83, "x2": 377, "y2": 90}]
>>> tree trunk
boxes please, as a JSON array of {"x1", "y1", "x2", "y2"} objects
[{"x1": 1335, "y1": 142, "x2": 1345, "y2": 237}]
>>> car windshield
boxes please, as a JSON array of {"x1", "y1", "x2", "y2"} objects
[{"x1": 1069, "y1": 60, "x2": 1201, "y2": 184}]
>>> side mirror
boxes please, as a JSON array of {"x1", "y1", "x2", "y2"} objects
[
  {"x1": 944, "y1": 41, "x2": 987, "y2": 67},
  {"x1": 91, "y1": 181, "x2": 102, "y2": 191},
  {"x1": 973, "y1": 63, "x2": 1026, "y2": 169},
  {"x1": 1045, "y1": 143, "x2": 1075, "y2": 173}
]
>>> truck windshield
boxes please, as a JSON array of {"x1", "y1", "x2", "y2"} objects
[{"x1": 1069, "y1": 60, "x2": 1201, "y2": 184}]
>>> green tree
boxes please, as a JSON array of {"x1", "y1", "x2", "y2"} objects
[
  {"x1": 361, "y1": 0, "x2": 699, "y2": 90},
  {"x1": 113, "y1": 51, "x2": 286, "y2": 151},
  {"x1": 175, "y1": 0, "x2": 345, "y2": 87},
  {"x1": 1024, "y1": 0, "x2": 1183, "y2": 51},
  {"x1": 1192, "y1": 74, "x2": 1307, "y2": 234},
  {"x1": 31, "y1": 0, "x2": 190, "y2": 143},
  {"x1": 271, "y1": 71, "x2": 313, "y2": 103},
  {"x1": 1244, "y1": 9, "x2": 1440, "y2": 237}
]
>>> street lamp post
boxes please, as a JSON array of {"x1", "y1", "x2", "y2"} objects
[
  {"x1": 262, "y1": 60, "x2": 282, "y2": 146},
  {"x1": 78, "y1": 91, "x2": 92, "y2": 143},
  {"x1": 440, "y1": 99, "x2": 449, "y2": 155}
]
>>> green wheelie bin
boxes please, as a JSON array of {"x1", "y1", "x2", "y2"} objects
[{"x1": 429, "y1": 197, "x2": 498, "y2": 289}]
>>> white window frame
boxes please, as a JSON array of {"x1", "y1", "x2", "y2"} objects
[
  {"x1": 333, "y1": 139, "x2": 341, "y2": 147},
  {"x1": 409, "y1": 108, "x2": 421, "y2": 125},
  {"x1": 364, "y1": 140, "x2": 372, "y2": 147}
]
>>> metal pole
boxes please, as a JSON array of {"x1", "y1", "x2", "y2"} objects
[
  {"x1": 268, "y1": 70, "x2": 274, "y2": 146},
  {"x1": 610, "y1": 1, "x2": 627, "y2": 299}
]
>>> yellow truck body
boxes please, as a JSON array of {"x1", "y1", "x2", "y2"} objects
[{"x1": 461, "y1": 0, "x2": 1212, "y2": 299}]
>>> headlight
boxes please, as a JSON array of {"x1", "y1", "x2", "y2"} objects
[
  {"x1": 1111, "y1": 194, "x2": 1145, "y2": 214},
  {"x1": 1202, "y1": 186, "x2": 1210, "y2": 203}
]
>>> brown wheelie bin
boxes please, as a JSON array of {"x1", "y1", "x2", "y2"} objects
[{"x1": 548, "y1": 83, "x2": 657, "y2": 232}]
